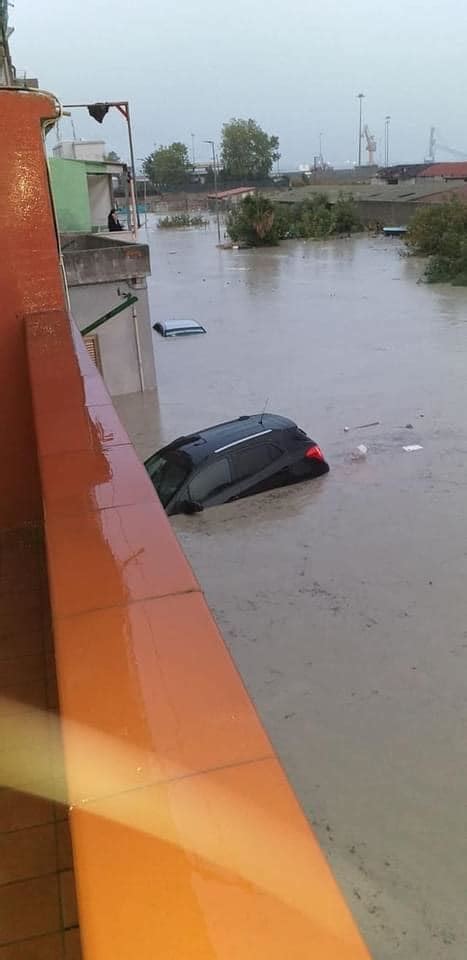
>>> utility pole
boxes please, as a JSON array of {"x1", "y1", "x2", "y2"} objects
[
  {"x1": 384, "y1": 115, "x2": 391, "y2": 167},
  {"x1": 191, "y1": 132, "x2": 196, "y2": 165},
  {"x1": 203, "y1": 139, "x2": 221, "y2": 245},
  {"x1": 357, "y1": 93, "x2": 364, "y2": 168}
]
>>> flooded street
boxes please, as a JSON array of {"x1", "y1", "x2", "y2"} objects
[{"x1": 116, "y1": 219, "x2": 467, "y2": 959}]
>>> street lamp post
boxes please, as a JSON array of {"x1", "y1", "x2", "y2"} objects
[
  {"x1": 203, "y1": 139, "x2": 221, "y2": 245},
  {"x1": 385, "y1": 116, "x2": 391, "y2": 167},
  {"x1": 137, "y1": 158, "x2": 148, "y2": 229},
  {"x1": 357, "y1": 93, "x2": 364, "y2": 168}
]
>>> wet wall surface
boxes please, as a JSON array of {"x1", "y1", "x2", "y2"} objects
[{"x1": 116, "y1": 220, "x2": 467, "y2": 958}]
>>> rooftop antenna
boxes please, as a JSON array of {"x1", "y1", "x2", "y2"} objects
[{"x1": 259, "y1": 398, "x2": 269, "y2": 425}]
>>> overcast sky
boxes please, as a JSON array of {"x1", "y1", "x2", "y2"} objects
[{"x1": 11, "y1": 0, "x2": 467, "y2": 170}]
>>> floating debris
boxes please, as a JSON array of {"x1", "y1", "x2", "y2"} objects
[{"x1": 352, "y1": 444, "x2": 368, "y2": 461}]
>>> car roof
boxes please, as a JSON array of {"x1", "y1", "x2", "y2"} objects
[
  {"x1": 161, "y1": 414, "x2": 297, "y2": 463},
  {"x1": 154, "y1": 319, "x2": 206, "y2": 337}
]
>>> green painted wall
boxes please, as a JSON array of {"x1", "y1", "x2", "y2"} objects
[{"x1": 49, "y1": 158, "x2": 92, "y2": 233}]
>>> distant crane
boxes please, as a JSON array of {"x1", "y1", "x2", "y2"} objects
[
  {"x1": 425, "y1": 126, "x2": 436, "y2": 163},
  {"x1": 363, "y1": 125, "x2": 377, "y2": 165},
  {"x1": 0, "y1": 0, "x2": 14, "y2": 85},
  {"x1": 425, "y1": 126, "x2": 467, "y2": 163}
]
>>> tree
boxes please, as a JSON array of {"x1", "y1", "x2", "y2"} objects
[
  {"x1": 105, "y1": 150, "x2": 121, "y2": 163},
  {"x1": 143, "y1": 142, "x2": 190, "y2": 191},
  {"x1": 226, "y1": 195, "x2": 280, "y2": 246},
  {"x1": 221, "y1": 118, "x2": 280, "y2": 179}
]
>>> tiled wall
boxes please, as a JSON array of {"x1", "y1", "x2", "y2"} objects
[{"x1": 0, "y1": 526, "x2": 81, "y2": 959}]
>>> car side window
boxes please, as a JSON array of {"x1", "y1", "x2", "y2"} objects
[
  {"x1": 189, "y1": 457, "x2": 232, "y2": 503},
  {"x1": 233, "y1": 443, "x2": 283, "y2": 481}
]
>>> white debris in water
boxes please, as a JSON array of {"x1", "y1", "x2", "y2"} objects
[
  {"x1": 403, "y1": 444, "x2": 423, "y2": 452},
  {"x1": 352, "y1": 444, "x2": 368, "y2": 460}
]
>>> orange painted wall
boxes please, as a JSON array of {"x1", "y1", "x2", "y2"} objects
[{"x1": 0, "y1": 89, "x2": 65, "y2": 528}]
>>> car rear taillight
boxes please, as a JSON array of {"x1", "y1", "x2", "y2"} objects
[{"x1": 305, "y1": 444, "x2": 325, "y2": 461}]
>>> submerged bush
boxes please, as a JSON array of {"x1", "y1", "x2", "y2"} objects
[
  {"x1": 406, "y1": 199, "x2": 467, "y2": 284},
  {"x1": 158, "y1": 214, "x2": 207, "y2": 229},
  {"x1": 227, "y1": 195, "x2": 281, "y2": 246},
  {"x1": 226, "y1": 191, "x2": 361, "y2": 246}
]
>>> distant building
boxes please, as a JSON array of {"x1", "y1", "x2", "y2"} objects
[
  {"x1": 413, "y1": 184, "x2": 467, "y2": 205},
  {"x1": 49, "y1": 141, "x2": 156, "y2": 398},
  {"x1": 53, "y1": 139, "x2": 108, "y2": 162},
  {"x1": 50, "y1": 141, "x2": 125, "y2": 233},
  {"x1": 418, "y1": 162, "x2": 467, "y2": 181},
  {"x1": 187, "y1": 162, "x2": 211, "y2": 185},
  {"x1": 207, "y1": 186, "x2": 256, "y2": 208},
  {"x1": 378, "y1": 163, "x2": 430, "y2": 183},
  {"x1": 61, "y1": 234, "x2": 156, "y2": 397},
  {"x1": 268, "y1": 180, "x2": 466, "y2": 227}
]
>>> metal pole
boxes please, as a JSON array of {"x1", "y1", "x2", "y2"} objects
[
  {"x1": 385, "y1": 116, "x2": 391, "y2": 167},
  {"x1": 137, "y1": 159, "x2": 149, "y2": 228},
  {"x1": 81, "y1": 294, "x2": 138, "y2": 337},
  {"x1": 204, "y1": 139, "x2": 221, "y2": 245},
  {"x1": 132, "y1": 302, "x2": 145, "y2": 392},
  {"x1": 125, "y1": 101, "x2": 141, "y2": 229},
  {"x1": 191, "y1": 133, "x2": 196, "y2": 165},
  {"x1": 358, "y1": 93, "x2": 364, "y2": 168},
  {"x1": 124, "y1": 167, "x2": 130, "y2": 231},
  {"x1": 212, "y1": 142, "x2": 221, "y2": 245},
  {"x1": 128, "y1": 169, "x2": 138, "y2": 240}
]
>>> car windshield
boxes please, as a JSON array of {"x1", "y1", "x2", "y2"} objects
[{"x1": 146, "y1": 451, "x2": 191, "y2": 507}]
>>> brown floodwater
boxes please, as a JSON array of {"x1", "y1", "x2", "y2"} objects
[{"x1": 115, "y1": 218, "x2": 467, "y2": 959}]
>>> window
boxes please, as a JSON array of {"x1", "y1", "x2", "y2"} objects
[
  {"x1": 146, "y1": 452, "x2": 190, "y2": 508},
  {"x1": 233, "y1": 444, "x2": 283, "y2": 481},
  {"x1": 84, "y1": 335, "x2": 102, "y2": 375},
  {"x1": 189, "y1": 458, "x2": 232, "y2": 503}
]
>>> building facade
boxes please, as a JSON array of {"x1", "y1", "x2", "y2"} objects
[{"x1": 48, "y1": 140, "x2": 156, "y2": 398}]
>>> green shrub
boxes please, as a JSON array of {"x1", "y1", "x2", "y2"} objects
[
  {"x1": 227, "y1": 195, "x2": 280, "y2": 246},
  {"x1": 226, "y1": 191, "x2": 361, "y2": 246},
  {"x1": 406, "y1": 199, "x2": 467, "y2": 284},
  {"x1": 158, "y1": 214, "x2": 207, "y2": 229},
  {"x1": 332, "y1": 193, "x2": 363, "y2": 235}
]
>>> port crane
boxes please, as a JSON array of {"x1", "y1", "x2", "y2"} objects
[
  {"x1": 425, "y1": 127, "x2": 467, "y2": 163},
  {"x1": 0, "y1": 0, "x2": 14, "y2": 85},
  {"x1": 363, "y1": 124, "x2": 377, "y2": 165}
]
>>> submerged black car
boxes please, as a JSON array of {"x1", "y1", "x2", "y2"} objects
[{"x1": 145, "y1": 414, "x2": 329, "y2": 516}]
